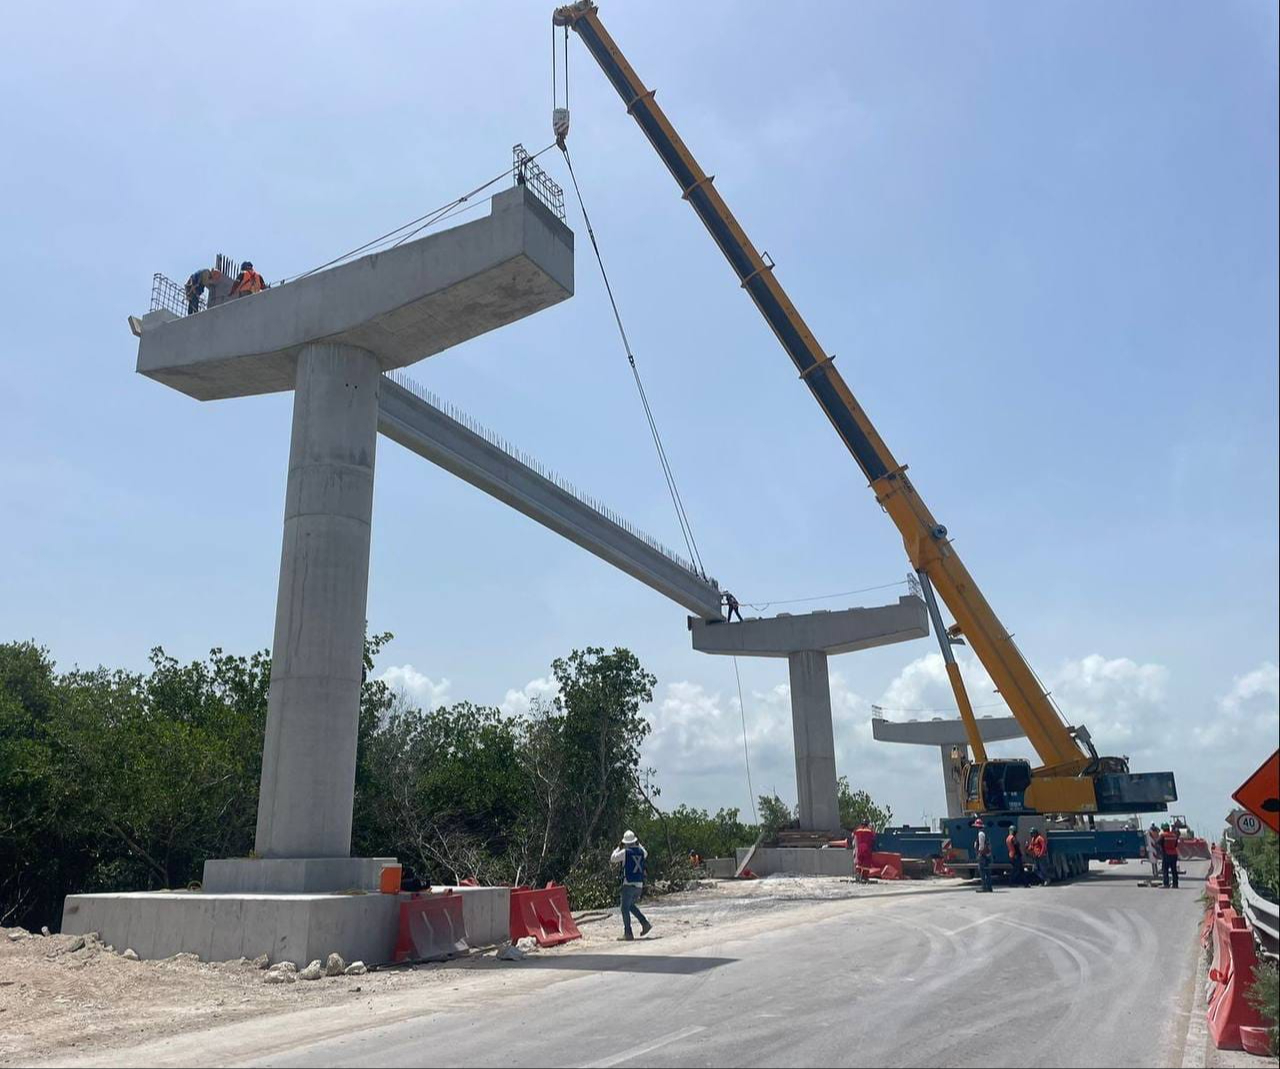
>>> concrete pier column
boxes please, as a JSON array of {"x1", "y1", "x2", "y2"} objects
[
  {"x1": 787, "y1": 650, "x2": 842, "y2": 832},
  {"x1": 255, "y1": 342, "x2": 380, "y2": 859}
]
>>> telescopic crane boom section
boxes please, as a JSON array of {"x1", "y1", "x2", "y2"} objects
[{"x1": 554, "y1": 1, "x2": 1176, "y2": 816}]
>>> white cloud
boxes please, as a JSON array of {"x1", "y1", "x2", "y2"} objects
[
  {"x1": 376, "y1": 664, "x2": 451, "y2": 710},
  {"x1": 1196, "y1": 661, "x2": 1278, "y2": 750},
  {"x1": 1047, "y1": 654, "x2": 1168, "y2": 759},
  {"x1": 636, "y1": 652, "x2": 1276, "y2": 839},
  {"x1": 499, "y1": 676, "x2": 559, "y2": 718}
]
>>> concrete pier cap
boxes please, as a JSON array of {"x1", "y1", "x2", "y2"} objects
[
  {"x1": 871, "y1": 713, "x2": 1025, "y2": 818},
  {"x1": 690, "y1": 597, "x2": 929, "y2": 833},
  {"x1": 135, "y1": 184, "x2": 573, "y2": 400}
]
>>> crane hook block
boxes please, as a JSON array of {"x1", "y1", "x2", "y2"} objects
[{"x1": 553, "y1": 107, "x2": 571, "y2": 146}]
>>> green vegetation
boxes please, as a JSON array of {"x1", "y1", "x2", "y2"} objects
[
  {"x1": 0, "y1": 636, "x2": 890, "y2": 925},
  {"x1": 1246, "y1": 960, "x2": 1278, "y2": 1057},
  {"x1": 1231, "y1": 826, "x2": 1279, "y2": 1054},
  {"x1": 838, "y1": 776, "x2": 893, "y2": 830},
  {"x1": 1231, "y1": 826, "x2": 1279, "y2": 903}
]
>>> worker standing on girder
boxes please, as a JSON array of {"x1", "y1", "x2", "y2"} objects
[
  {"x1": 610, "y1": 830, "x2": 652, "y2": 941},
  {"x1": 975, "y1": 819, "x2": 994, "y2": 893},
  {"x1": 229, "y1": 261, "x2": 267, "y2": 298},
  {"x1": 724, "y1": 592, "x2": 743, "y2": 622},
  {"x1": 1006, "y1": 826, "x2": 1026, "y2": 887},
  {"x1": 183, "y1": 267, "x2": 223, "y2": 316}
]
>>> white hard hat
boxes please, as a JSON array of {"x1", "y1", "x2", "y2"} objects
[{"x1": 621, "y1": 830, "x2": 638, "y2": 845}]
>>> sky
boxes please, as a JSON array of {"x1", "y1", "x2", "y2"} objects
[{"x1": 2, "y1": 2, "x2": 1276, "y2": 837}]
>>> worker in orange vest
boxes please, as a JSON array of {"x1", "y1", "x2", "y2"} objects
[
  {"x1": 1006, "y1": 827, "x2": 1026, "y2": 887},
  {"x1": 852, "y1": 819, "x2": 875, "y2": 883},
  {"x1": 1157, "y1": 823, "x2": 1180, "y2": 888},
  {"x1": 229, "y1": 261, "x2": 267, "y2": 298},
  {"x1": 1028, "y1": 828, "x2": 1050, "y2": 885}
]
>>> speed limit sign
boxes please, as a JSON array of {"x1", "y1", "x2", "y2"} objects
[{"x1": 1234, "y1": 812, "x2": 1264, "y2": 837}]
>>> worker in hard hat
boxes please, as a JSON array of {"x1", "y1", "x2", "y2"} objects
[
  {"x1": 183, "y1": 267, "x2": 223, "y2": 315},
  {"x1": 1158, "y1": 823, "x2": 1180, "y2": 888},
  {"x1": 853, "y1": 819, "x2": 875, "y2": 883},
  {"x1": 1029, "y1": 827, "x2": 1050, "y2": 885},
  {"x1": 723, "y1": 591, "x2": 743, "y2": 623},
  {"x1": 974, "y1": 818, "x2": 993, "y2": 893},
  {"x1": 1146, "y1": 822, "x2": 1161, "y2": 882},
  {"x1": 610, "y1": 830, "x2": 652, "y2": 940},
  {"x1": 1006, "y1": 825, "x2": 1026, "y2": 887},
  {"x1": 229, "y1": 261, "x2": 267, "y2": 298}
]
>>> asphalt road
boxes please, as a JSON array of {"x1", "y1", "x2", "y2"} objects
[{"x1": 248, "y1": 863, "x2": 1208, "y2": 1069}]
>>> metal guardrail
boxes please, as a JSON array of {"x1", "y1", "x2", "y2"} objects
[{"x1": 1238, "y1": 863, "x2": 1279, "y2": 960}]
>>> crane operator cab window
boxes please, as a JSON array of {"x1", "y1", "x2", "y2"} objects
[{"x1": 967, "y1": 760, "x2": 1032, "y2": 812}]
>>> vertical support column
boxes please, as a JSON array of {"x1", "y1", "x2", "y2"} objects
[
  {"x1": 787, "y1": 650, "x2": 842, "y2": 832},
  {"x1": 256, "y1": 342, "x2": 380, "y2": 859}
]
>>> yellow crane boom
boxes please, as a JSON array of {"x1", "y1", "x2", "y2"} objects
[{"x1": 553, "y1": 1, "x2": 1176, "y2": 815}]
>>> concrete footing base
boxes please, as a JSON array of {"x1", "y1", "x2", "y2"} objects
[
  {"x1": 734, "y1": 847, "x2": 855, "y2": 878},
  {"x1": 201, "y1": 857, "x2": 396, "y2": 894},
  {"x1": 61, "y1": 890, "x2": 400, "y2": 967}
]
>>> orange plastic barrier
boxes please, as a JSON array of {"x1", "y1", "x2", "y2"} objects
[
  {"x1": 1206, "y1": 910, "x2": 1269, "y2": 1050},
  {"x1": 394, "y1": 891, "x2": 469, "y2": 962},
  {"x1": 857, "y1": 851, "x2": 903, "y2": 881},
  {"x1": 509, "y1": 882, "x2": 582, "y2": 947}
]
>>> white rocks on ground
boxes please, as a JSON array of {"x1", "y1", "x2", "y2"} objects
[
  {"x1": 298, "y1": 960, "x2": 324, "y2": 981},
  {"x1": 263, "y1": 970, "x2": 296, "y2": 985},
  {"x1": 325, "y1": 952, "x2": 346, "y2": 976},
  {"x1": 344, "y1": 961, "x2": 368, "y2": 976},
  {"x1": 122, "y1": 948, "x2": 139, "y2": 961},
  {"x1": 267, "y1": 961, "x2": 297, "y2": 974},
  {"x1": 252, "y1": 954, "x2": 270, "y2": 969}
]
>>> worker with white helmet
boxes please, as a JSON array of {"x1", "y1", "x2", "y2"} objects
[{"x1": 610, "y1": 830, "x2": 652, "y2": 940}]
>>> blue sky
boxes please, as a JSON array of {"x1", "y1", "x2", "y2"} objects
[{"x1": 2, "y1": 2, "x2": 1276, "y2": 836}]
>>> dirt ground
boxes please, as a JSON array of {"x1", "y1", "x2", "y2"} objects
[{"x1": 1, "y1": 874, "x2": 945, "y2": 1067}]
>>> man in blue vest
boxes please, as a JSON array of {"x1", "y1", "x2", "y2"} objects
[{"x1": 610, "y1": 830, "x2": 653, "y2": 940}]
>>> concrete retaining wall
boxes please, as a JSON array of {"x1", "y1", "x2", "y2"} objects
[
  {"x1": 701, "y1": 858, "x2": 737, "y2": 879},
  {"x1": 61, "y1": 891, "x2": 400, "y2": 967},
  {"x1": 734, "y1": 847, "x2": 855, "y2": 878}
]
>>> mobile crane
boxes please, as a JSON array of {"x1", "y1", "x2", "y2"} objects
[{"x1": 552, "y1": 1, "x2": 1176, "y2": 826}]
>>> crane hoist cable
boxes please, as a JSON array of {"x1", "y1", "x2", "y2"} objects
[
  {"x1": 732, "y1": 656, "x2": 758, "y2": 824},
  {"x1": 278, "y1": 142, "x2": 559, "y2": 286},
  {"x1": 559, "y1": 145, "x2": 708, "y2": 579}
]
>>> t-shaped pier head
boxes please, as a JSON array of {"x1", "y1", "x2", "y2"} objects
[{"x1": 690, "y1": 597, "x2": 929, "y2": 833}]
